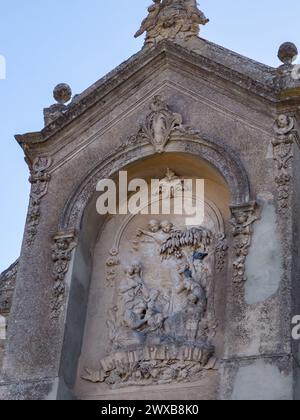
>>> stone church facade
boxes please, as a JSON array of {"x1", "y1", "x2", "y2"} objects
[{"x1": 1, "y1": 1, "x2": 300, "y2": 400}]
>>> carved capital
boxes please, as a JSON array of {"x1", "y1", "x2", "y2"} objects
[
  {"x1": 26, "y1": 157, "x2": 52, "y2": 246},
  {"x1": 230, "y1": 202, "x2": 259, "y2": 283},
  {"x1": 51, "y1": 229, "x2": 77, "y2": 319}
]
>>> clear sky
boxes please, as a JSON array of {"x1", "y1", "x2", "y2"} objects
[{"x1": 0, "y1": 0, "x2": 300, "y2": 273}]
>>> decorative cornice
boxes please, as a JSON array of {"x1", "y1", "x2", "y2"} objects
[
  {"x1": 51, "y1": 229, "x2": 78, "y2": 319},
  {"x1": 14, "y1": 41, "x2": 286, "y2": 154}
]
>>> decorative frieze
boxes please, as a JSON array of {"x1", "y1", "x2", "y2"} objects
[
  {"x1": 230, "y1": 202, "x2": 259, "y2": 283},
  {"x1": 26, "y1": 157, "x2": 52, "y2": 246},
  {"x1": 51, "y1": 229, "x2": 77, "y2": 319},
  {"x1": 272, "y1": 115, "x2": 296, "y2": 214}
]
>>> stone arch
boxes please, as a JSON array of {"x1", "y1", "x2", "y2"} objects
[
  {"x1": 60, "y1": 133, "x2": 251, "y2": 231},
  {"x1": 56, "y1": 132, "x2": 253, "y2": 399}
]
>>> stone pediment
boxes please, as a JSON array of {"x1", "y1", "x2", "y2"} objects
[{"x1": 15, "y1": 38, "x2": 300, "y2": 157}]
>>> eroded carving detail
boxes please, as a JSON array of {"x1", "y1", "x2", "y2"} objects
[
  {"x1": 230, "y1": 203, "x2": 259, "y2": 283},
  {"x1": 215, "y1": 235, "x2": 228, "y2": 272},
  {"x1": 135, "y1": 0, "x2": 209, "y2": 48},
  {"x1": 82, "y1": 222, "x2": 217, "y2": 387},
  {"x1": 106, "y1": 248, "x2": 120, "y2": 286},
  {"x1": 122, "y1": 96, "x2": 182, "y2": 153},
  {"x1": 51, "y1": 230, "x2": 77, "y2": 319},
  {"x1": 272, "y1": 115, "x2": 296, "y2": 213},
  {"x1": 0, "y1": 260, "x2": 18, "y2": 316},
  {"x1": 27, "y1": 157, "x2": 52, "y2": 246}
]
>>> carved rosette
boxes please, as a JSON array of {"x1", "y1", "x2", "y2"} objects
[
  {"x1": 106, "y1": 248, "x2": 120, "y2": 286},
  {"x1": 51, "y1": 229, "x2": 77, "y2": 319},
  {"x1": 26, "y1": 157, "x2": 52, "y2": 246},
  {"x1": 272, "y1": 115, "x2": 297, "y2": 214},
  {"x1": 230, "y1": 202, "x2": 259, "y2": 283},
  {"x1": 121, "y1": 96, "x2": 182, "y2": 153}
]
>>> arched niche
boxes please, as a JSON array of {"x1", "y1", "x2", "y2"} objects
[{"x1": 57, "y1": 138, "x2": 251, "y2": 400}]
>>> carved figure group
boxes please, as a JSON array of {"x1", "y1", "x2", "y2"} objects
[{"x1": 135, "y1": 0, "x2": 209, "y2": 47}]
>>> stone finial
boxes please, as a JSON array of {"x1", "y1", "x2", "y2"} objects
[
  {"x1": 278, "y1": 42, "x2": 298, "y2": 65},
  {"x1": 53, "y1": 83, "x2": 72, "y2": 104},
  {"x1": 43, "y1": 83, "x2": 72, "y2": 126},
  {"x1": 135, "y1": 0, "x2": 209, "y2": 48}
]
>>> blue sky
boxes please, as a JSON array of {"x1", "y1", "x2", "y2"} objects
[{"x1": 0, "y1": 0, "x2": 300, "y2": 273}]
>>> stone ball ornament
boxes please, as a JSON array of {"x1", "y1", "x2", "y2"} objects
[
  {"x1": 53, "y1": 83, "x2": 72, "y2": 104},
  {"x1": 278, "y1": 42, "x2": 298, "y2": 65}
]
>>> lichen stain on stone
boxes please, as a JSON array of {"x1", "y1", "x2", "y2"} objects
[{"x1": 245, "y1": 198, "x2": 283, "y2": 305}]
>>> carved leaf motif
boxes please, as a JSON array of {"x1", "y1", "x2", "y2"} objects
[
  {"x1": 230, "y1": 203, "x2": 259, "y2": 283},
  {"x1": 26, "y1": 157, "x2": 52, "y2": 246},
  {"x1": 121, "y1": 96, "x2": 183, "y2": 153},
  {"x1": 51, "y1": 230, "x2": 77, "y2": 319},
  {"x1": 272, "y1": 115, "x2": 297, "y2": 213}
]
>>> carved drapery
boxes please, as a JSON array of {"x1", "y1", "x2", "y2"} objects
[
  {"x1": 51, "y1": 229, "x2": 77, "y2": 319},
  {"x1": 272, "y1": 115, "x2": 297, "y2": 214},
  {"x1": 26, "y1": 157, "x2": 52, "y2": 246},
  {"x1": 230, "y1": 202, "x2": 259, "y2": 283}
]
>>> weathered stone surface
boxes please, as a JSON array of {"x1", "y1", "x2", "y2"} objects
[{"x1": 2, "y1": 6, "x2": 300, "y2": 401}]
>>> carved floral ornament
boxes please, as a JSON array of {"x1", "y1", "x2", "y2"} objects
[
  {"x1": 26, "y1": 157, "x2": 52, "y2": 246},
  {"x1": 272, "y1": 114, "x2": 298, "y2": 213},
  {"x1": 230, "y1": 202, "x2": 260, "y2": 283},
  {"x1": 121, "y1": 95, "x2": 183, "y2": 153},
  {"x1": 51, "y1": 229, "x2": 78, "y2": 319}
]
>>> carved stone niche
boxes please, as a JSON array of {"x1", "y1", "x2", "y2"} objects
[{"x1": 75, "y1": 161, "x2": 230, "y2": 400}]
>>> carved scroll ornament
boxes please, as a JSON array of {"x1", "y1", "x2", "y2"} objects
[
  {"x1": 230, "y1": 202, "x2": 259, "y2": 283},
  {"x1": 26, "y1": 157, "x2": 52, "y2": 246},
  {"x1": 272, "y1": 115, "x2": 296, "y2": 213},
  {"x1": 121, "y1": 96, "x2": 182, "y2": 153},
  {"x1": 51, "y1": 229, "x2": 77, "y2": 319}
]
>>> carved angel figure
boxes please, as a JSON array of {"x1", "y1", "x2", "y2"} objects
[
  {"x1": 135, "y1": 0, "x2": 162, "y2": 39},
  {"x1": 135, "y1": 0, "x2": 209, "y2": 47}
]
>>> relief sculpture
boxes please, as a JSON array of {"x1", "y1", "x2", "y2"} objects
[{"x1": 82, "y1": 219, "x2": 217, "y2": 388}]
